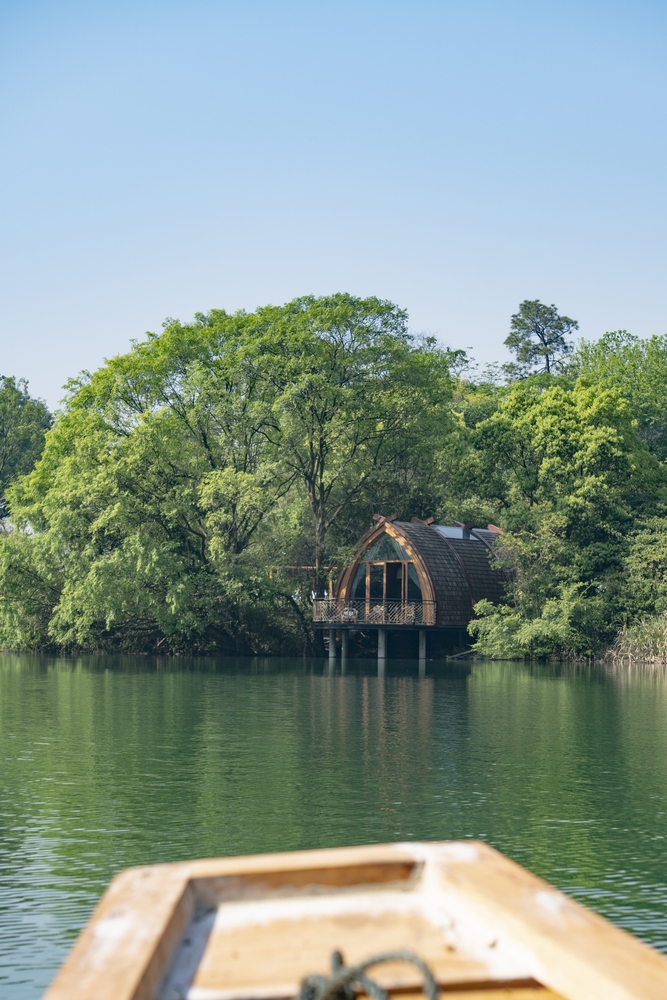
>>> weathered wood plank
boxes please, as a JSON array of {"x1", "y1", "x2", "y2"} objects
[
  {"x1": 430, "y1": 841, "x2": 667, "y2": 1000},
  {"x1": 41, "y1": 842, "x2": 667, "y2": 1000},
  {"x1": 43, "y1": 864, "x2": 194, "y2": 1000}
]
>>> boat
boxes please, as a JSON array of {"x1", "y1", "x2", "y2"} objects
[{"x1": 43, "y1": 841, "x2": 667, "y2": 1000}]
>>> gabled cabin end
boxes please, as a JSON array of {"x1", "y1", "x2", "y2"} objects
[{"x1": 313, "y1": 516, "x2": 505, "y2": 655}]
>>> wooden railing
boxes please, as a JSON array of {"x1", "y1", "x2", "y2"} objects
[{"x1": 312, "y1": 599, "x2": 436, "y2": 626}]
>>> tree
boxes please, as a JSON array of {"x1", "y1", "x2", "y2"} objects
[
  {"x1": 569, "y1": 331, "x2": 667, "y2": 459},
  {"x1": 0, "y1": 376, "x2": 51, "y2": 518},
  {"x1": 504, "y1": 300, "x2": 578, "y2": 377},
  {"x1": 466, "y1": 379, "x2": 665, "y2": 657},
  {"x1": 0, "y1": 295, "x2": 456, "y2": 652},
  {"x1": 5, "y1": 315, "x2": 303, "y2": 654},
  {"x1": 237, "y1": 294, "x2": 456, "y2": 595},
  {"x1": 620, "y1": 517, "x2": 667, "y2": 619}
]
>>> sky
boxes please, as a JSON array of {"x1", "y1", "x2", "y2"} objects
[{"x1": 1, "y1": 0, "x2": 666, "y2": 408}]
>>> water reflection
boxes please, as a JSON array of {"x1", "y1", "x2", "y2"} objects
[{"x1": 1, "y1": 656, "x2": 667, "y2": 998}]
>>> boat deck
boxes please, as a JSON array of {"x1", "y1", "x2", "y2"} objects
[{"x1": 43, "y1": 842, "x2": 667, "y2": 1000}]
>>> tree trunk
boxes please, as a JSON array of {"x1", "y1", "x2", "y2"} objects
[{"x1": 314, "y1": 512, "x2": 326, "y2": 598}]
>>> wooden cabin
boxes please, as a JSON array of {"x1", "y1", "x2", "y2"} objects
[{"x1": 313, "y1": 515, "x2": 505, "y2": 658}]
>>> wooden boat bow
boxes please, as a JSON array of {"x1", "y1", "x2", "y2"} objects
[{"x1": 42, "y1": 841, "x2": 667, "y2": 1000}]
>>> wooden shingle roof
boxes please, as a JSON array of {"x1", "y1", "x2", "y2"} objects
[{"x1": 393, "y1": 522, "x2": 505, "y2": 626}]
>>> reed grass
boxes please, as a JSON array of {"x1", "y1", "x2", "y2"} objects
[{"x1": 611, "y1": 612, "x2": 667, "y2": 664}]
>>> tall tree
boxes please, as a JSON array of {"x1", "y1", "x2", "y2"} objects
[
  {"x1": 238, "y1": 294, "x2": 456, "y2": 594},
  {"x1": 504, "y1": 300, "x2": 578, "y2": 377},
  {"x1": 0, "y1": 376, "x2": 51, "y2": 518},
  {"x1": 1, "y1": 295, "x2": 456, "y2": 652},
  {"x1": 570, "y1": 331, "x2": 667, "y2": 459},
  {"x1": 7, "y1": 315, "x2": 300, "y2": 653},
  {"x1": 467, "y1": 379, "x2": 664, "y2": 657}
]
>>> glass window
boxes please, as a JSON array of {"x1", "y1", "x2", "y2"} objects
[
  {"x1": 369, "y1": 563, "x2": 384, "y2": 600},
  {"x1": 385, "y1": 562, "x2": 403, "y2": 600},
  {"x1": 363, "y1": 534, "x2": 409, "y2": 561},
  {"x1": 350, "y1": 563, "x2": 366, "y2": 600},
  {"x1": 407, "y1": 562, "x2": 422, "y2": 600}
]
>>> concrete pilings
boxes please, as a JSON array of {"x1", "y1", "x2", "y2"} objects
[{"x1": 326, "y1": 627, "x2": 427, "y2": 676}]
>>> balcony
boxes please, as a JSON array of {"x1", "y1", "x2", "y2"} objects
[{"x1": 312, "y1": 599, "x2": 436, "y2": 627}]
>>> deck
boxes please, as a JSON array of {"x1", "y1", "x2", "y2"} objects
[{"x1": 313, "y1": 599, "x2": 437, "y2": 627}]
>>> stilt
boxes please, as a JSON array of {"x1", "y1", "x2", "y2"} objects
[
  {"x1": 378, "y1": 628, "x2": 386, "y2": 678},
  {"x1": 328, "y1": 628, "x2": 336, "y2": 664},
  {"x1": 341, "y1": 630, "x2": 348, "y2": 672},
  {"x1": 419, "y1": 629, "x2": 426, "y2": 678}
]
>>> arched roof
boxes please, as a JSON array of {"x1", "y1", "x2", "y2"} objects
[{"x1": 336, "y1": 519, "x2": 506, "y2": 628}]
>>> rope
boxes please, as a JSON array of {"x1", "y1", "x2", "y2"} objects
[{"x1": 293, "y1": 949, "x2": 438, "y2": 1000}]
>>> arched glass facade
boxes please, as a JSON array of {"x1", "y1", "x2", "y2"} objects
[{"x1": 349, "y1": 534, "x2": 423, "y2": 603}]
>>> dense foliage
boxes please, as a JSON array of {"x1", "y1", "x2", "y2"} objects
[
  {"x1": 465, "y1": 379, "x2": 663, "y2": 656},
  {"x1": 3, "y1": 294, "x2": 667, "y2": 658},
  {"x1": 0, "y1": 376, "x2": 51, "y2": 517},
  {"x1": 0, "y1": 295, "x2": 454, "y2": 654}
]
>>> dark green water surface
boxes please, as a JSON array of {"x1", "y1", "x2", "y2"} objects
[{"x1": 2, "y1": 655, "x2": 667, "y2": 998}]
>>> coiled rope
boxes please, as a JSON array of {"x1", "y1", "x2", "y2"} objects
[{"x1": 293, "y1": 949, "x2": 438, "y2": 1000}]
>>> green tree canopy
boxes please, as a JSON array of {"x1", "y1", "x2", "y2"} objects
[
  {"x1": 0, "y1": 376, "x2": 51, "y2": 518},
  {"x1": 0, "y1": 294, "x2": 457, "y2": 652},
  {"x1": 7, "y1": 311, "x2": 300, "y2": 653},
  {"x1": 569, "y1": 331, "x2": 667, "y2": 459},
  {"x1": 504, "y1": 300, "x2": 578, "y2": 377},
  {"x1": 467, "y1": 378, "x2": 665, "y2": 657},
  {"x1": 3, "y1": 295, "x2": 666, "y2": 660},
  {"x1": 236, "y1": 294, "x2": 456, "y2": 592}
]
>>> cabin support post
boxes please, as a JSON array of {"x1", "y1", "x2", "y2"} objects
[
  {"x1": 328, "y1": 628, "x2": 336, "y2": 663},
  {"x1": 341, "y1": 630, "x2": 348, "y2": 663},
  {"x1": 378, "y1": 628, "x2": 387, "y2": 662},
  {"x1": 419, "y1": 630, "x2": 426, "y2": 676}
]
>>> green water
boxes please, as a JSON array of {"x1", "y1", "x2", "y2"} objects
[{"x1": 2, "y1": 656, "x2": 667, "y2": 998}]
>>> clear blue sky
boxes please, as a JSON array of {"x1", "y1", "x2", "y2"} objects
[{"x1": 1, "y1": 0, "x2": 666, "y2": 407}]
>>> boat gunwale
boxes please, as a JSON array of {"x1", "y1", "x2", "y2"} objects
[{"x1": 42, "y1": 841, "x2": 667, "y2": 1000}]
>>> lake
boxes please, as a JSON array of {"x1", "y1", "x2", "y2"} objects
[{"x1": 2, "y1": 655, "x2": 667, "y2": 998}]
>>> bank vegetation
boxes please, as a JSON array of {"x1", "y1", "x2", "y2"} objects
[{"x1": 3, "y1": 294, "x2": 667, "y2": 659}]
